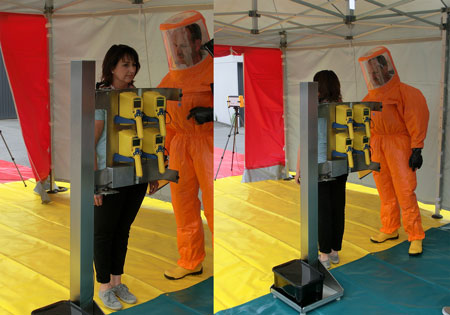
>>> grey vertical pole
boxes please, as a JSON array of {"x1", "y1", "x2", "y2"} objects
[
  {"x1": 70, "y1": 60, "x2": 95, "y2": 310},
  {"x1": 434, "y1": 10, "x2": 449, "y2": 218},
  {"x1": 280, "y1": 31, "x2": 290, "y2": 178},
  {"x1": 299, "y1": 82, "x2": 318, "y2": 264},
  {"x1": 251, "y1": 0, "x2": 259, "y2": 34},
  {"x1": 45, "y1": 0, "x2": 55, "y2": 192}
]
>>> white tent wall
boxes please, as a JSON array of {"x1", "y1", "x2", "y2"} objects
[
  {"x1": 214, "y1": 0, "x2": 450, "y2": 211},
  {"x1": 50, "y1": 9, "x2": 213, "y2": 181},
  {"x1": 285, "y1": 40, "x2": 444, "y2": 208},
  {"x1": 213, "y1": 55, "x2": 243, "y2": 125}
]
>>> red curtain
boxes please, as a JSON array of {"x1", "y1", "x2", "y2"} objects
[
  {"x1": 0, "y1": 13, "x2": 50, "y2": 182},
  {"x1": 215, "y1": 45, "x2": 285, "y2": 170}
]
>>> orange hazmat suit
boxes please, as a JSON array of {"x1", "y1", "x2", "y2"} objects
[
  {"x1": 158, "y1": 11, "x2": 213, "y2": 269},
  {"x1": 359, "y1": 46, "x2": 429, "y2": 241}
]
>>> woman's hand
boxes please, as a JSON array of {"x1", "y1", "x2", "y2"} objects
[
  {"x1": 294, "y1": 172, "x2": 301, "y2": 185},
  {"x1": 148, "y1": 181, "x2": 159, "y2": 195},
  {"x1": 94, "y1": 194, "x2": 103, "y2": 206}
]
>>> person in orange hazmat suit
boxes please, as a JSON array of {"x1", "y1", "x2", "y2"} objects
[
  {"x1": 359, "y1": 46, "x2": 429, "y2": 256},
  {"x1": 158, "y1": 10, "x2": 213, "y2": 280}
]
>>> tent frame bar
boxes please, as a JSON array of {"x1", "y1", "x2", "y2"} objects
[
  {"x1": 254, "y1": 9, "x2": 441, "y2": 21},
  {"x1": 289, "y1": 0, "x2": 344, "y2": 19},
  {"x1": 251, "y1": 0, "x2": 259, "y2": 34},
  {"x1": 51, "y1": 4, "x2": 213, "y2": 18},
  {"x1": 46, "y1": 0, "x2": 56, "y2": 194},
  {"x1": 214, "y1": 15, "x2": 249, "y2": 34},
  {"x1": 357, "y1": 0, "x2": 413, "y2": 20},
  {"x1": 280, "y1": 31, "x2": 290, "y2": 177},
  {"x1": 215, "y1": 20, "x2": 252, "y2": 34},
  {"x1": 216, "y1": 30, "x2": 277, "y2": 46},
  {"x1": 434, "y1": 9, "x2": 449, "y2": 217},
  {"x1": 288, "y1": 24, "x2": 344, "y2": 46},
  {"x1": 262, "y1": 12, "x2": 344, "y2": 38},
  {"x1": 364, "y1": 0, "x2": 441, "y2": 27},
  {"x1": 261, "y1": 22, "x2": 343, "y2": 33},
  {"x1": 358, "y1": 9, "x2": 442, "y2": 20},
  {"x1": 286, "y1": 35, "x2": 441, "y2": 50},
  {"x1": 258, "y1": 11, "x2": 340, "y2": 20},
  {"x1": 354, "y1": 21, "x2": 436, "y2": 30}
]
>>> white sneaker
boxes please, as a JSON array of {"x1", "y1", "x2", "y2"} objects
[
  {"x1": 329, "y1": 252, "x2": 339, "y2": 264},
  {"x1": 98, "y1": 288, "x2": 122, "y2": 310},
  {"x1": 112, "y1": 283, "x2": 137, "y2": 304},
  {"x1": 319, "y1": 258, "x2": 331, "y2": 269}
]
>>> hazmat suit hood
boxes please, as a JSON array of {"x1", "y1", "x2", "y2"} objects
[
  {"x1": 160, "y1": 10, "x2": 210, "y2": 71},
  {"x1": 358, "y1": 46, "x2": 400, "y2": 95}
]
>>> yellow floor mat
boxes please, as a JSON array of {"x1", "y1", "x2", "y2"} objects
[
  {"x1": 0, "y1": 180, "x2": 212, "y2": 315},
  {"x1": 213, "y1": 175, "x2": 450, "y2": 313}
]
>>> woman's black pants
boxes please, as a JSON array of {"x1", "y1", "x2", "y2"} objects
[
  {"x1": 318, "y1": 174, "x2": 348, "y2": 254},
  {"x1": 94, "y1": 183, "x2": 147, "y2": 284}
]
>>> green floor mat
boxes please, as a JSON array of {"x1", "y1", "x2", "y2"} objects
[
  {"x1": 217, "y1": 225, "x2": 450, "y2": 314},
  {"x1": 115, "y1": 277, "x2": 212, "y2": 315}
]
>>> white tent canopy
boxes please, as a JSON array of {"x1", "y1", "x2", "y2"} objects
[
  {"x1": 215, "y1": 0, "x2": 444, "y2": 48},
  {"x1": 215, "y1": 0, "x2": 450, "y2": 212},
  {"x1": 0, "y1": 0, "x2": 213, "y2": 182},
  {"x1": 0, "y1": 0, "x2": 212, "y2": 16}
]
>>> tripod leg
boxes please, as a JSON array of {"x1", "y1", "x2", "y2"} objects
[
  {"x1": 214, "y1": 114, "x2": 237, "y2": 180},
  {"x1": 0, "y1": 130, "x2": 27, "y2": 187},
  {"x1": 231, "y1": 117, "x2": 238, "y2": 172}
]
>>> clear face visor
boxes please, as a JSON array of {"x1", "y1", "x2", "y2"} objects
[
  {"x1": 161, "y1": 18, "x2": 209, "y2": 70},
  {"x1": 361, "y1": 52, "x2": 395, "y2": 90}
]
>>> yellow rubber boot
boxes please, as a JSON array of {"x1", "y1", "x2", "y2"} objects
[
  {"x1": 164, "y1": 264, "x2": 203, "y2": 280},
  {"x1": 370, "y1": 231, "x2": 399, "y2": 243},
  {"x1": 409, "y1": 240, "x2": 423, "y2": 256}
]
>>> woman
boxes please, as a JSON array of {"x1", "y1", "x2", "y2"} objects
[
  {"x1": 295, "y1": 70, "x2": 348, "y2": 269},
  {"x1": 94, "y1": 44, "x2": 158, "y2": 310}
]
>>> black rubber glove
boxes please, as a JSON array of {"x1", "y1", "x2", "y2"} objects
[
  {"x1": 187, "y1": 107, "x2": 213, "y2": 125},
  {"x1": 409, "y1": 148, "x2": 423, "y2": 171}
]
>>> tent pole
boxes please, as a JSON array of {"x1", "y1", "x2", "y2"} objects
[
  {"x1": 44, "y1": 0, "x2": 67, "y2": 197},
  {"x1": 46, "y1": 0, "x2": 56, "y2": 192},
  {"x1": 434, "y1": 8, "x2": 449, "y2": 218},
  {"x1": 280, "y1": 31, "x2": 290, "y2": 178},
  {"x1": 250, "y1": 0, "x2": 259, "y2": 34}
]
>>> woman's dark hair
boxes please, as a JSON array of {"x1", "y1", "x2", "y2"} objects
[
  {"x1": 98, "y1": 44, "x2": 140, "y2": 88},
  {"x1": 313, "y1": 70, "x2": 342, "y2": 103}
]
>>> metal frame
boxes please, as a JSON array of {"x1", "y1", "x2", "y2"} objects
[
  {"x1": 214, "y1": 0, "x2": 442, "y2": 49},
  {"x1": 299, "y1": 82, "x2": 319, "y2": 264},
  {"x1": 280, "y1": 31, "x2": 290, "y2": 178},
  {"x1": 435, "y1": 8, "x2": 449, "y2": 217},
  {"x1": 69, "y1": 60, "x2": 100, "y2": 313},
  {"x1": 271, "y1": 82, "x2": 344, "y2": 313},
  {"x1": 46, "y1": 0, "x2": 56, "y2": 194}
]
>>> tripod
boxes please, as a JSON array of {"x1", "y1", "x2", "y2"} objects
[
  {"x1": 0, "y1": 130, "x2": 26, "y2": 187},
  {"x1": 215, "y1": 106, "x2": 241, "y2": 180}
]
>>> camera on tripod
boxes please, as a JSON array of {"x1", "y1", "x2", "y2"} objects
[{"x1": 227, "y1": 95, "x2": 244, "y2": 108}]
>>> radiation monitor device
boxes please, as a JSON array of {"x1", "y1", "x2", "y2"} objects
[
  {"x1": 353, "y1": 131, "x2": 370, "y2": 166},
  {"x1": 143, "y1": 91, "x2": 167, "y2": 137},
  {"x1": 142, "y1": 128, "x2": 165, "y2": 174},
  {"x1": 334, "y1": 133, "x2": 354, "y2": 169},
  {"x1": 119, "y1": 92, "x2": 144, "y2": 139},
  {"x1": 227, "y1": 95, "x2": 244, "y2": 108},
  {"x1": 353, "y1": 104, "x2": 371, "y2": 138},
  {"x1": 117, "y1": 129, "x2": 143, "y2": 178},
  {"x1": 334, "y1": 105, "x2": 354, "y2": 140}
]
